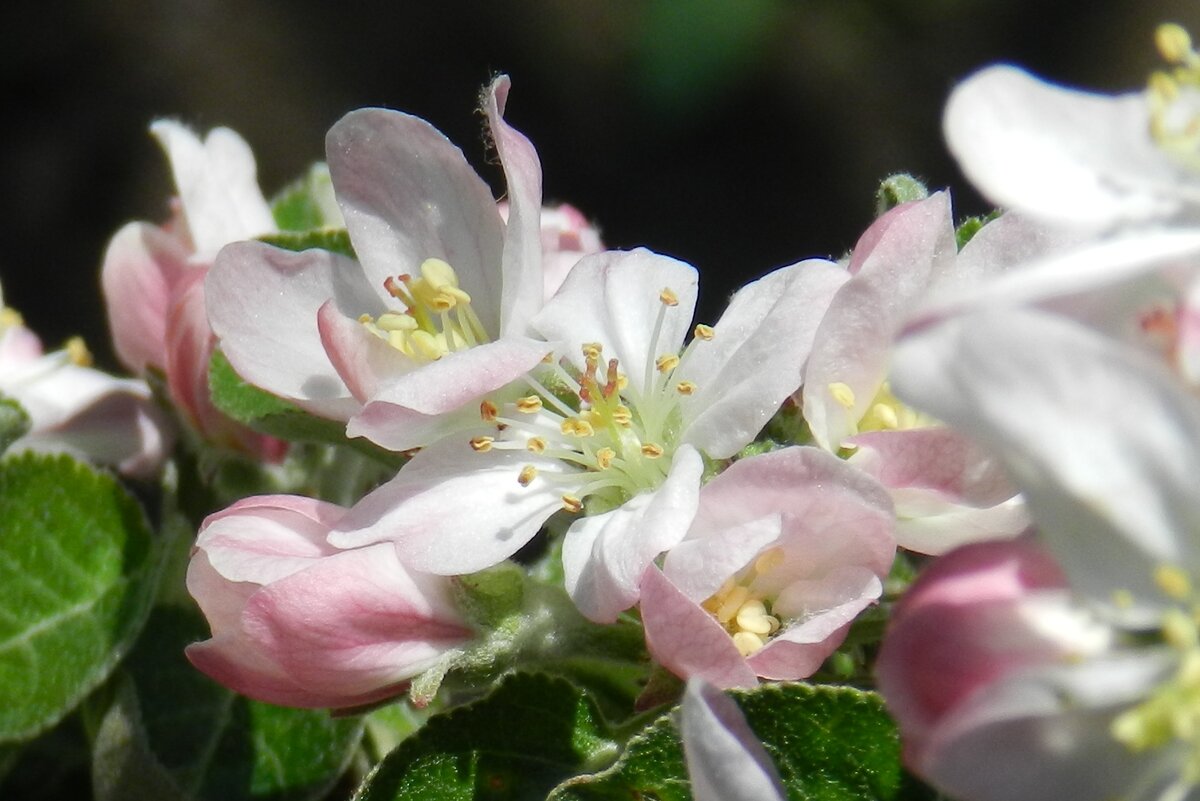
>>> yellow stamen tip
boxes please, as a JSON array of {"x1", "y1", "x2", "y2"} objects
[
  {"x1": 517, "y1": 465, "x2": 538, "y2": 486},
  {"x1": 516, "y1": 396, "x2": 543, "y2": 413},
  {"x1": 595, "y1": 447, "x2": 615, "y2": 469},
  {"x1": 675, "y1": 380, "x2": 696, "y2": 395},
  {"x1": 693, "y1": 324, "x2": 714, "y2": 341},
  {"x1": 480, "y1": 400, "x2": 499, "y2": 422},
  {"x1": 732, "y1": 631, "x2": 766, "y2": 657},
  {"x1": 655, "y1": 354, "x2": 680, "y2": 373},
  {"x1": 469, "y1": 436, "x2": 494, "y2": 453},
  {"x1": 641, "y1": 443, "x2": 664, "y2": 458},
  {"x1": 659, "y1": 288, "x2": 679, "y2": 307},
  {"x1": 829, "y1": 381, "x2": 856, "y2": 409},
  {"x1": 561, "y1": 494, "x2": 583, "y2": 514},
  {"x1": 1158, "y1": 22, "x2": 1194, "y2": 65},
  {"x1": 65, "y1": 337, "x2": 92, "y2": 367},
  {"x1": 526, "y1": 436, "x2": 547, "y2": 454},
  {"x1": 1157, "y1": 564, "x2": 1193, "y2": 601}
]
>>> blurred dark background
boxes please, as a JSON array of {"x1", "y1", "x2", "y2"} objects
[{"x1": 4, "y1": 0, "x2": 1198, "y2": 370}]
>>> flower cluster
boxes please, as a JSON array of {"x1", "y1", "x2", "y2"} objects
[{"x1": 21, "y1": 19, "x2": 1200, "y2": 801}]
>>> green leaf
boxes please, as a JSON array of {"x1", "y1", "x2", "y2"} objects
[
  {"x1": 0, "y1": 452, "x2": 159, "y2": 743},
  {"x1": 271, "y1": 163, "x2": 344, "y2": 232},
  {"x1": 93, "y1": 605, "x2": 364, "y2": 801},
  {"x1": 0, "y1": 396, "x2": 30, "y2": 454},
  {"x1": 355, "y1": 673, "x2": 619, "y2": 801},
  {"x1": 551, "y1": 683, "x2": 911, "y2": 801},
  {"x1": 208, "y1": 351, "x2": 398, "y2": 470}
]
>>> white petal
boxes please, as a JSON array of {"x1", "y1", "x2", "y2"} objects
[
  {"x1": 679, "y1": 680, "x2": 787, "y2": 801},
  {"x1": 944, "y1": 65, "x2": 1199, "y2": 230},
  {"x1": 893, "y1": 307, "x2": 1200, "y2": 622}
]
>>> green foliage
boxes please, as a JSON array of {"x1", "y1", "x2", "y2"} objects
[
  {"x1": 0, "y1": 396, "x2": 30, "y2": 454},
  {"x1": 552, "y1": 682, "x2": 911, "y2": 801},
  {"x1": 0, "y1": 453, "x2": 160, "y2": 743},
  {"x1": 208, "y1": 351, "x2": 397, "y2": 469},
  {"x1": 92, "y1": 606, "x2": 364, "y2": 801},
  {"x1": 355, "y1": 673, "x2": 619, "y2": 801},
  {"x1": 271, "y1": 163, "x2": 344, "y2": 233}
]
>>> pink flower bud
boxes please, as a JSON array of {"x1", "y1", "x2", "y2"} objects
[{"x1": 186, "y1": 495, "x2": 473, "y2": 710}]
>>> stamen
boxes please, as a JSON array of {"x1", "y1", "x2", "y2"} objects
[
  {"x1": 656, "y1": 354, "x2": 680, "y2": 373},
  {"x1": 595, "y1": 447, "x2": 615, "y2": 469},
  {"x1": 526, "y1": 436, "x2": 548, "y2": 454},
  {"x1": 480, "y1": 400, "x2": 499, "y2": 422},
  {"x1": 732, "y1": 631, "x2": 766, "y2": 657},
  {"x1": 640, "y1": 443, "x2": 664, "y2": 458},
  {"x1": 829, "y1": 382, "x2": 857, "y2": 409},
  {"x1": 469, "y1": 436, "x2": 494, "y2": 452},
  {"x1": 1159, "y1": 565, "x2": 1194, "y2": 601},
  {"x1": 693, "y1": 324, "x2": 714, "y2": 341},
  {"x1": 561, "y1": 418, "x2": 596, "y2": 437},
  {"x1": 517, "y1": 465, "x2": 538, "y2": 486},
  {"x1": 675, "y1": 380, "x2": 697, "y2": 395},
  {"x1": 65, "y1": 337, "x2": 92, "y2": 367},
  {"x1": 659, "y1": 288, "x2": 679, "y2": 307},
  {"x1": 561, "y1": 494, "x2": 583, "y2": 514},
  {"x1": 516, "y1": 396, "x2": 543, "y2": 413}
]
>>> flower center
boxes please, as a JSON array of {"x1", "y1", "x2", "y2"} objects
[
  {"x1": 1110, "y1": 564, "x2": 1200, "y2": 792},
  {"x1": 827, "y1": 380, "x2": 935, "y2": 436},
  {"x1": 1148, "y1": 23, "x2": 1200, "y2": 172},
  {"x1": 359, "y1": 258, "x2": 490, "y2": 362},
  {"x1": 701, "y1": 547, "x2": 785, "y2": 657},
  {"x1": 469, "y1": 285, "x2": 714, "y2": 515}
]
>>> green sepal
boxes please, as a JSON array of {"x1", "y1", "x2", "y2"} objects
[
  {"x1": 0, "y1": 396, "x2": 30, "y2": 454},
  {"x1": 874, "y1": 173, "x2": 929, "y2": 217},
  {"x1": 355, "y1": 673, "x2": 619, "y2": 801},
  {"x1": 258, "y1": 228, "x2": 356, "y2": 260},
  {"x1": 0, "y1": 452, "x2": 162, "y2": 744},
  {"x1": 955, "y1": 209, "x2": 1003, "y2": 249}
]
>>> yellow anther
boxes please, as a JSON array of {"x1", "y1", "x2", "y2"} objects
[
  {"x1": 869, "y1": 403, "x2": 900, "y2": 430},
  {"x1": 716, "y1": 585, "x2": 750, "y2": 624},
  {"x1": 582, "y1": 342, "x2": 603, "y2": 361},
  {"x1": 582, "y1": 409, "x2": 604, "y2": 427},
  {"x1": 735, "y1": 600, "x2": 774, "y2": 635},
  {"x1": 659, "y1": 288, "x2": 679, "y2": 307},
  {"x1": 561, "y1": 494, "x2": 583, "y2": 514},
  {"x1": 829, "y1": 382, "x2": 857, "y2": 409},
  {"x1": 376, "y1": 312, "x2": 417, "y2": 332},
  {"x1": 754, "y1": 547, "x2": 786, "y2": 575},
  {"x1": 1157, "y1": 564, "x2": 1194, "y2": 601},
  {"x1": 517, "y1": 465, "x2": 538, "y2": 486},
  {"x1": 1158, "y1": 22, "x2": 1195, "y2": 65},
  {"x1": 732, "y1": 631, "x2": 766, "y2": 657},
  {"x1": 675, "y1": 380, "x2": 697, "y2": 395},
  {"x1": 526, "y1": 436, "x2": 547, "y2": 454},
  {"x1": 611, "y1": 405, "x2": 632, "y2": 426},
  {"x1": 65, "y1": 337, "x2": 92, "y2": 367},
  {"x1": 693, "y1": 324, "x2": 714, "y2": 341},
  {"x1": 615, "y1": 373, "x2": 629, "y2": 391},
  {"x1": 409, "y1": 330, "x2": 447, "y2": 360},
  {"x1": 358, "y1": 313, "x2": 373, "y2": 324},
  {"x1": 656, "y1": 354, "x2": 680, "y2": 373},
  {"x1": 480, "y1": 400, "x2": 499, "y2": 422},
  {"x1": 595, "y1": 447, "x2": 615, "y2": 469},
  {"x1": 561, "y1": 418, "x2": 596, "y2": 437},
  {"x1": 469, "y1": 436, "x2": 494, "y2": 453},
  {"x1": 516, "y1": 396, "x2": 543, "y2": 413},
  {"x1": 641, "y1": 443, "x2": 664, "y2": 458},
  {"x1": 1164, "y1": 608, "x2": 1199, "y2": 650},
  {"x1": 419, "y1": 257, "x2": 458, "y2": 289}
]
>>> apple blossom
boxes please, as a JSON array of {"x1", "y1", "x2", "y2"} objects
[
  {"x1": 186, "y1": 494, "x2": 472, "y2": 710},
  {"x1": 100, "y1": 120, "x2": 283, "y2": 457},
  {"x1": 207, "y1": 76, "x2": 572, "y2": 452},
  {"x1": 329, "y1": 247, "x2": 849, "y2": 622},
  {"x1": 802, "y1": 192, "x2": 1054, "y2": 553},
  {"x1": 678, "y1": 680, "x2": 786, "y2": 801},
  {"x1": 883, "y1": 305, "x2": 1200, "y2": 801},
  {"x1": 640, "y1": 446, "x2": 894, "y2": 688},
  {"x1": 943, "y1": 26, "x2": 1200, "y2": 233},
  {"x1": 0, "y1": 288, "x2": 167, "y2": 476}
]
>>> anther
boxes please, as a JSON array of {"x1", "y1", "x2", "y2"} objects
[
  {"x1": 480, "y1": 400, "x2": 499, "y2": 422},
  {"x1": 656, "y1": 354, "x2": 680, "y2": 373},
  {"x1": 518, "y1": 465, "x2": 538, "y2": 486},
  {"x1": 1157, "y1": 564, "x2": 1194, "y2": 601},
  {"x1": 612, "y1": 406, "x2": 633, "y2": 426},
  {"x1": 582, "y1": 342, "x2": 603, "y2": 361},
  {"x1": 641, "y1": 443, "x2": 665, "y2": 458},
  {"x1": 675, "y1": 380, "x2": 697, "y2": 395},
  {"x1": 829, "y1": 382, "x2": 857, "y2": 409},
  {"x1": 66, "y1": 337, "x2": 92, "y2": 367},
  {"x1": 526, "y1": 437, "x2": 547, "y2": 454},
  {"x1": 693, "y1": 324, "x2": 715, "y2": 341},
  {"x1": 1158, "y1": 22, "x2": 1195, "y2": 65},
  {"x1": 561, "y1": 494, "x2": 583, "y2": 514},
  {"x1": 516, "y1": 396, "x2": 543, "y2": 413},
  {"x1": 469, "y1": 436, "x2": 494, "y2": 453},
  {"x1": 659, "y1": 288, "x2": 679, "y2": 307},
  {"x1": 595, "y1": 447, "x2": 615, "y2": 469}
]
